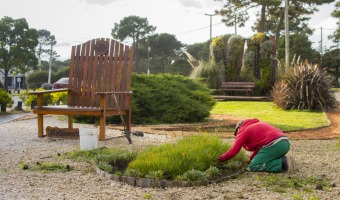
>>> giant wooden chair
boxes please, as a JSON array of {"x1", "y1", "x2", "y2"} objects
[{"x1": 30, "y1": 38, "x2": 134, "y2": 141}]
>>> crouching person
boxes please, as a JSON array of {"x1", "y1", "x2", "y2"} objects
[{"x1": 218, "y1": 118, "x2": 296, "y2": 172}]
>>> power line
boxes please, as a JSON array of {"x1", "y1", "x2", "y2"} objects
[
  {"x1": 313, "y1": 27, "x2": 337, "y2": 31},
  {"x1": 175, "y1": 22, "x2": 224, "y2": 36}
]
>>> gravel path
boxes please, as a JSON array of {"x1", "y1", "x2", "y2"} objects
[{"x1": 1, "y1": 116, "x2": 340, "y2": 200}]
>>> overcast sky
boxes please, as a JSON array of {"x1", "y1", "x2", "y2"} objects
[{"x1": 0, "y1": 0, "x2": 338, "y2": 60}]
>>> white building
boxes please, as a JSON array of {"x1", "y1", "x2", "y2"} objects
[{"x1": 0, "y1": 70, "x2": 33, "y2": 90}]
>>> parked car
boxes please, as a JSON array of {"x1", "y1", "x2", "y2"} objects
[{"x1": 52, "y1": 78, "x2": 69, "y2": 89}]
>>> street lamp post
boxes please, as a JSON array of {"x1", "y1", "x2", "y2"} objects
[{"x1": 205, "y1": 13, "x2": 216, "y2": 41}]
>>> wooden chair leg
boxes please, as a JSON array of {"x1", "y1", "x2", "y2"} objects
[
  {"x1": 68, "y1": 115, "x2": 73, "y2": 129},
  {"x1": 126, "y1": 110, "x2": 132, "y2": 132},
  {"x1": 37, "y1": 114, "x2": 44, "y2": 137},
  {"x1": 99, "y1": 115, "x2": 106, "y2": 141}
]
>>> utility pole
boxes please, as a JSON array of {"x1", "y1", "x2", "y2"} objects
[
  {"x1": 234, "y1": 14, "x2": 237, "y2": 35},
  {"x1": 320, "y1": 27, "x2": 323, "y2": 65},
  {"x1": 205, "y1": 13, "x2": 216, "y2": 41},
  {"x1": 48, "y1": 43, "x2": 52, "y2": 84},
  {"x1": 285, "y1": 0, "x2": 289, "y2": 70},
  {"x1": 147, "y1": 46, "x2": 151, "y2": 75}
]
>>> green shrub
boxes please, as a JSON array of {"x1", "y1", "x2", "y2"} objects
[
  {"x1": 96, "y1": 161, "x2": 113, "y2": 173},
  {"x1": 176, "y1": 166, "x2": 221, "y2": 182},
  {"x1": 67, "y1": 148, "x2": 137, "y2": 174},
  {"x1": 131, "y1": 73, "x2": 215, "y2": 124},
  {"x1": 145, "y1": 170, "x2": 164, "y2": 179},
  {"x1": 0, "y1": 88, "x2": 13, "y2": 111},
  {"x1": 74, "y1": 73, "x2": 215, "y2": 125},
  {"x1": 181, "y1": 169, "x2": 206, "y2": 182},
  {"x1": 54, "y1": 67, "x2": 70, "y2": 80},
  {"x1": 19, "y1": 90, "x2": 29, "y2": 106},
  {"x1": 272, "y1": 61, "x2": 337, "y2": 111},
  {"x1": 126, "y1": 134, "x2": 247, "y2": 180},
  {"x1": 51, "y1": 91, "x2": 68, "y2": 105},
  {"x1": 93, "y1": 149, "x2": 136, "y2": 173},
  {"x1": 27, "y1": 71, "x2": 49, "y2": 89},
  {"x1": 25, "y1": 88, "x2": 53, "y2": 107}
]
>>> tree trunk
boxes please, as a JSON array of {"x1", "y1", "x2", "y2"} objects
[
  {"x1": 254, "y1": 44, "x2": 261, "y2": 80},
  {"x1": 4, "y1": 69, "x2": 9, "y2": 91},
  {"x1": 236, "y1": 40, "x2": 245, "y2": 81},
  {"x1": 270, "y1": 9, "x2": 285, "y2": 86},
  {"x1": 1, "y1": 104, "x2": 6, "y2": 112},
  {"x1": 220, "y1": 39, "x2": 228, "y2": 82},
  {"x1": 259, "y1": 5, "x2": 266, "y2": 32}
]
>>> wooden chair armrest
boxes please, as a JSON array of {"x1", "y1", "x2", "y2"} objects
[
  {"x1": 30, "y1": 89, "x2": 70, "y2": 108},
  {"x1": 29, "y1": 89, "x2": 70, "y2": 95}
]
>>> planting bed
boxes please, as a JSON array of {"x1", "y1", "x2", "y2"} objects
[{"x1": 94, "y1": 165, "x2": 245, "y2": 188}]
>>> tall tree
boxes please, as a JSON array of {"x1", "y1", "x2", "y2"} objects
[
  {"x1": 36, "y1": 29, "x2": 56, "y2": 66},
  {"x1": 147, "y1": 33, "x2": 183, "y2": 73},
  {"x1": 330, "y1": 1, "x2": 340, "y2": 46},
  {"x1": 186, "y1": 41, "x2": 211, "y2": 62},
  {"x1": 111, "y1": 16, "x2": 156, "y2": 71},
  {"x1": 321, "y1": 48, "x2": 340, "y2": 86},
  {"x1": 36, "y1": 29, "x2": 57, "y2": 83},
  {"x1": 0, "y1": 16, "x2": 38, "y2": 90},
  {"x1": 278, "y1": 33, "x2": 320, "y2": 64},
  {"x1": 216, "y1": 0, "x2": 335, "y2": 84}
]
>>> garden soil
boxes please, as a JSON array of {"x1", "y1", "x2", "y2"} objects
[{"x1": 0, "y1": 105, "x2": 339, "y2": 199}]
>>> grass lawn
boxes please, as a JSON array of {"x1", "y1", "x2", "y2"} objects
[
  {"x1": 331, "y1": 87, "x2": 340, "y2": 92},
  {"x1": 211, "y1": 101, "x2": 330, "y2": 132}
]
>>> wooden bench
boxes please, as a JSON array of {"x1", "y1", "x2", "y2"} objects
[
  {"x1": 30, "y1": 38, "x2": 134, "y2": 141},
  {"x1": 219, "y1": 82, "x2": 255, "y2": 96}
]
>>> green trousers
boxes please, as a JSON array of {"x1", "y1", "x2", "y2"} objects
[{"x1": 248, "y1": 140, "x2": 290, "y2": 173}]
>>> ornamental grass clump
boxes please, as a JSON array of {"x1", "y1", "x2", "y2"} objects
[
  {"x1": 272, "y1": 61, "x2": 337, "y2": 111},
  {"x1": 126, "y1": 135, "x2": 247, "y2": 180},
  {"x1": 93, "y1": 149, "x2": 136, "y2": 174},
  {"x1": 67, "y1": 148, "x2": 137, "y2": 174}
]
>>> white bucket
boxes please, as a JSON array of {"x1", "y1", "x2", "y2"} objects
[{"x1": 79, "y1": 128, "x2": 98, "y2": 151}]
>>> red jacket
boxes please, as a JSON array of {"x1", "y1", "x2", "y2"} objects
[{"x1": 219, "y1": 118, "x2": 286, "y2": 162}]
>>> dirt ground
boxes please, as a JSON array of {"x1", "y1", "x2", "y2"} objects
[{"x1": 1, "y1": 104, "x2": 339, "y2": 199}]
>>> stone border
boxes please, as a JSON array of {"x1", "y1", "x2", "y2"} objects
[{"x1": 95, "y1": 166, "x2": 244, "y2": 188}]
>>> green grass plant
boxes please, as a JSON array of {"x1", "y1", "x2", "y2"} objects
[
  {"x1": 67, "y1": 148, "x2": 134, "y2": 162},
  {"x1": 30, "y1": 162, "x2": 71, "y2": 173},
  {"x1": 126, "y1": 134, "x2": 247, "y2": 180},
  {"x1": 211, "y1": 101, "x2": 329, "y2": 131},
  {"x1": 254, "y1": 174, "x2": 333, "y2": 194},
  {"x1": 17, "y1": 161, "x2": 29, "y2": 170},
  {"x1": 336, "y1": 139, "x2": 340, "y2": 149},
  {"x1": 67, "y1": 148, "x2": 137, "y2": 173}
]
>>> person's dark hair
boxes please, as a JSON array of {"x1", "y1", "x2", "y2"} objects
[{"x1": 234, "y1": 120, "x2": 245, "y2": 136}]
